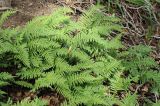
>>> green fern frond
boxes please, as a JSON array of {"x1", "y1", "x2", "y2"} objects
[
  {"x1": 0, "y1": 72, "x2": 13, "y2": 80},
  {"x1": 110, "y1": 72, "x2": 132, "y2": 91},
  {"x1": 0, "y1": 41, "x2": 15, "y2": 55},
  {"x1": 14, "y1": 44, "x2": 30, "y2": 67},
  {"x1": 33, "y1": 71, "x2": 67, "y2": 90},
  {"x1": 0, "y1": 10, "x2": 16, "y2": 27},
  {"x1": 16, "y1": 68, "x2": 45, "y2": 79},
  {"x1": 67, "y1": 72, "x2": 102, "y2": 86},
  {"x1": 119, "y1": 93, "x2": 138, "y2": 106},
  {"x1": 14, "y1": 81, "x2": 33, "y2": 88}
]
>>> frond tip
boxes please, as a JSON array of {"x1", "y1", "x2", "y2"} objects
[{"x1": 0, "y1": 10, "x2": 16, "y2": 27}]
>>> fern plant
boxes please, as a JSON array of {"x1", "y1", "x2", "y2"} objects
[
  {"x1": 0, "y1": 6, "x2": 125, "y2": 105},
  {"x1": 116, "y1": 92, "x2": 138, "y2": 106},
  {"x1": 1, "y1": 5, "x2": 159, "y2": 106},
  {"x1": 110, "y1": 72, "x2": 139, "y2": 92},
  {"x1": 119, "y1": 45, "x2": 160, "y2": 95}
]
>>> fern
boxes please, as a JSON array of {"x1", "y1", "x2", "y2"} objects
[
  {"x1": 119, "y1": 45, "x2": 160, "y2": 95},
  {"x1": 119, "y1": 93, "x2": 138, "y2": 106},
  {"x1": 0, "y1": 10, "x2": 16, "y2": 27},
  {"x1": 110, "y1": 72, "x2": 138, "y2": 92},
  {"x1": 0, "y1": 5, "x2": 137, "y2": 106},
  {"x1": 0, "y1": 72, "x2": 13, "y2": 97},
  {"x1": 1, "y1": 4, "x2": 158, "y2": 106}
]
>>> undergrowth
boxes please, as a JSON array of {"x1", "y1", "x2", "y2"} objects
[
  {"x1": 104, "y1": 0, "x2": 160, "y2": 37},
  {"x1": 0, "y1": 5, "x2": 159, "y2": 106}
]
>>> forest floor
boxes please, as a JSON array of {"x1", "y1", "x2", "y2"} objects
[{"x1": 0, "y1": 0, "x2": 160, "y2": 106}]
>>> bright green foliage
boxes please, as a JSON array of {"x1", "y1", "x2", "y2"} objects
[
  {"x1": 110, "y1": 72, "x2": 138, "y2": 91},
  {"x1": 0, "y1": 5, "x2": 159, "y2": 106},
  {"x1": 119, "y1": 93, "x2": 138, "y2": 106},
  {"x1": 0, "y1": 11, "x2": 16, "y2": 27},
  {"x1": 0, "y1": 6, "x2": 125, "y2": 105}
]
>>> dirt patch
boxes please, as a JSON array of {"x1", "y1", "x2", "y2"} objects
[
  {"x1": 11, "y1": 0, "x2": 58, "y2": 16},
  {"x1": 2, "y1": 0, "x2": 95, "y2": 28},
  {"x1": 1, "y1": 0, "x2": 98, "y2": 28},
  {"x1": 1, "y1": 85, "x2": 64, "y2": 106},
  {"x1": 3, "y1": 0, "x2": 58, "y2": 28}
]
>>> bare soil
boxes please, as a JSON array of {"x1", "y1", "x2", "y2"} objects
[{"x1": 3, "y1": 0, "x2": 58, "y2": 28}]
